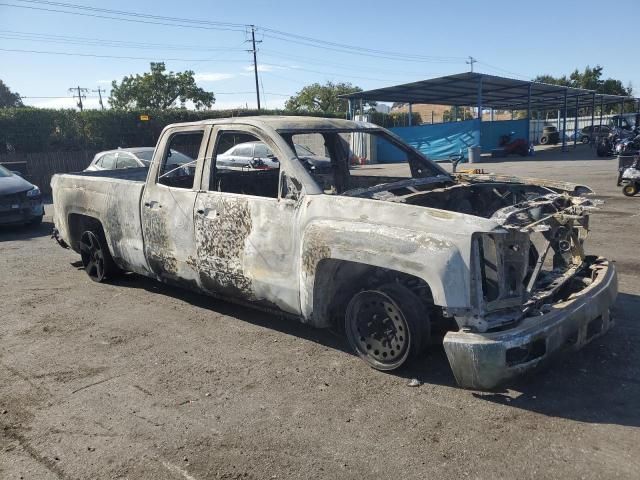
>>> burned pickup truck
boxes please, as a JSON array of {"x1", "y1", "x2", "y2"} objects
[{"x1": 51, "y1": 117, "x2": 617, "y2": 389}]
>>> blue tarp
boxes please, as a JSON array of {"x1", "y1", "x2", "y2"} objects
[
  {"x1": 379, "y1": 118, "x2": 530, "y2": 161},
  {"x1": 380, "y1": 119, "x2": 480, "y2": 162},
  {"x1": 480, "y1": 119, "x2": 528, "y2": 152}
]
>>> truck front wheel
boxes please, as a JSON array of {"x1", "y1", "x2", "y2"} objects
[
  {"x1": 79, "y1": 230, "x2": 119, "y2": 282},
  {"x1": 345, "y1": 283, "x2": 428, "y2": 371}
]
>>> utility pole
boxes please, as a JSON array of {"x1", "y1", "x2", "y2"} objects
[
  {"x1": 69, "y1": 86, "x2": 89, "y2": 111},
  {"x1": 247, "y1": 25, "x2": 262, "y2": 111},
  {"x1": 92, "y1": 87, "x2": 106, "y2": 110},
  {"x1": 466, "y1": 56, "x2": 477, "y2": 73}
]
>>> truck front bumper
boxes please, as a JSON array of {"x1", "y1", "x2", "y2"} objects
[{"x1": 443, "y1": 257, "x2": 618, "y2": 390}]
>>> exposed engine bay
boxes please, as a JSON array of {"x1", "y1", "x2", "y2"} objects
[{"x1": 345, "y1": 173, "x2": 599, "y2": 332}]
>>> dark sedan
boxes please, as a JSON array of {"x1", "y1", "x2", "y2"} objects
[{"x1": 0, "y1": 164, "x2": 44, "y2": 226}]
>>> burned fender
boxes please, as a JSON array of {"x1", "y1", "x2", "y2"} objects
[{"x1": 299, "y1": 219, "x2": 470, "y2": 327}]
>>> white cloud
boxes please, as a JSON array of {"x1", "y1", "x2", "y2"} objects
[
  {"x1": 194, "y1": 72, "x2": 235, "y2": 82},
  {"x1": 242, "y1": 64, "x2": 289, "y2": 73}
]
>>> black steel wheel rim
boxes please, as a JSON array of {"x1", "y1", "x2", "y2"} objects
[
  {"x1": 79, "y1": 231, "x2": 105, "y2": 281},
  {"x1": 346, "y1": 290, "x2": 410, "y2": 367}
]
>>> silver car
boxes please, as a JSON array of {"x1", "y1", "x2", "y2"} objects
[
  {"x1": 216, "y1": 141, "x2": 332, "y2": 173},
  {"x1": 216, "y1": 141, "x2": 281, "y2": 171},
  {"x1": 85, "y1": 147, "x2": 156, "y2": 171}
]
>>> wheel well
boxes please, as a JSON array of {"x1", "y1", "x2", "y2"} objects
[
  {"x1": 312, "y1": 259, "x2": 436, "y2": 329},
  {"x1": 67, "y1": 214, "x2": 104, "y2": 252}
]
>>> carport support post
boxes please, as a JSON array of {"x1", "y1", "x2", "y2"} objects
[
  {"x1": 408, "y1": 103, "x2": 413, "y2": 126},
  {"x1": 590, "y1": 92, "x2": 596, "y2": 139},
  {"x1": 526, "y1": 84, "x2": 532, "y2": 145},
  {"x1": 477, "y1": 76, "x2": 483, "y2": 149},
  {"x1": 573, "y1": 95, "x2": 579, "y2": 149},
  {"x1": 599, "y1": 96, "x2": 604, "y2": 126},
  {"x1": 347, "y1": 99, "x2": 352, "y2": 120},
  {"x1": 562, "y1": 89, "x2": 568, "y2": 152}
]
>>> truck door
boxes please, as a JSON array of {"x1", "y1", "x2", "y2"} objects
[
  {"x1": 194, "y1": 125, "x2": 301, "y2": 315},
  {"x1": 141, "y1": 125, "x2": 210, "y2": 285}
]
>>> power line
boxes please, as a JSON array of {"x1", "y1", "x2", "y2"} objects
[
  {"x1": 4, "y1": 0, "x2": 465, "y2": 64},
  {"x1": 0, "y1": 2, "x2": 248, "y2": 32},
  {"x1": 261, "y1": 32, "x2": 463, "y2": 64},
  {"x1": 0, "y1": 30, "x2": 247, "y2": 52},
  {"x1": 14, "y1": 0, "x2": 247, "y2": 28},
  {"x1": 0, "y1": 47, "x2": 249, "y2": 63},
  {"x1": 260, "y1": 28, "x2": 466, "y2": 63},
  {"x1": 260, "y1": 49, "x2": 453, "y2": 79}
]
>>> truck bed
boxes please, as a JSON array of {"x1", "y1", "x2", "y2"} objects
[
  {"x1": 51, "y1": 168, "x2": 150, "y2": 276},
  {"x1": 70, "y1": 166, "x2": 149, "y2": 182}
]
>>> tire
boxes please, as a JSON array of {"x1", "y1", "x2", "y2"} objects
[
  {"x1": 345, "y1": 283, "x2": 429, "y2": 371},
  {"x1": 540, "y1": 136, "x2": 549, "y2": 145},
  {"x1": 622, "y1": 183, "x2": 638, "y2": 197},
  {"x1": 79, "y1": 228, "x2": 119, "y2": 282}
]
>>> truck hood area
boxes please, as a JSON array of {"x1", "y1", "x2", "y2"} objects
[
  {"x1": 344, "y1": 173, "x2": 597, "y2": 231},
  {"x1": 345, "y1": 173, "x2": 599, "y2": 332}
]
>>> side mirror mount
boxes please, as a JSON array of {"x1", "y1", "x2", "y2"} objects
[
  {"x1": 281, "y1": 172, "x2": 301, "y2": 201},
  {"x1": 11, "y1": 170, "x2": 23, "y2": 177}
]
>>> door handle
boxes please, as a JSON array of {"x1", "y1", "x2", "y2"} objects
[
  {"x1": 144, "y1": 201, "x2": 161, "y2": 209},
  {"x1": 196, "y1": 209, "x2": 205, "y2": 215}
]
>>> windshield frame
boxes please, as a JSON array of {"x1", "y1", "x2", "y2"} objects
[{"x1": 277, "y1": 127, "x2": 452, "y2": 182}]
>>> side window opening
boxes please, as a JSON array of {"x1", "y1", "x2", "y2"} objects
[
  {"x1": 158, "y1": 130, "x2": 203, "y2": 189},
  {"x1": 289, "y1": 132, "x2": 350, "y2": 194},
  {"x1": 100, "y1": 153, "x2": 116, "y2": 170},
  {"x1": 116, "y1": 153, "x2": 139, "y2": 169},
  {"x1": 211, "y1": 132, "x2": 280, "y2": 198}
]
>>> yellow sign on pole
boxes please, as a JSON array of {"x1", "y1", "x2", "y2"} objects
[{"x1": 139, "y1": 114, "x2": 150, "y2": 121}]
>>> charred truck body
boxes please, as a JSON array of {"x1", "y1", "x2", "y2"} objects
[{"x1": 51, "y1": 117, "x2": 617, "y2": 389}]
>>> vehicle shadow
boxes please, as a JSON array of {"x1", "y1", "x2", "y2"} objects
[
  {"x1": 0, "y1": 220, "x2": 54, "y2": 242},
  {"x1": 111, "y1": 272, "x2": 639, "y2": 427},
  {"x1": 111, "y1": 272, "x2": 351, "y2": 355},
  {"x1": 471, "y1": 291, "x2": 640, "y2": 427}
]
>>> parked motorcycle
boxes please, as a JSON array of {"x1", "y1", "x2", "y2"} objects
[
  {"x1": 597, "y1": 127, "x2": 630, "y2": 157},
  {"x1": 620, "y1": 158, "x2": 640, "y2": 196},
  {"x1": 499, "y1": 131, "x2": 528, "y2": 156}
]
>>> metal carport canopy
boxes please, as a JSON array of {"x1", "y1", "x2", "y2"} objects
[{"x1": 341, "y1": 72, "x2": 636, "y2": 110}]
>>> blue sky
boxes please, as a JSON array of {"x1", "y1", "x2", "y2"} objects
[{"x1": 1, "y1": 0, "x2": 638, "y2": 110}]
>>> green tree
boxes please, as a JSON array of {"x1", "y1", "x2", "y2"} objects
[
  {"x1": 0, "y1": 80, "x2": 23, "y2": 108},
  {"x1": 285, "y1": 81, "x2": 374, "y2": 114},
  {"x1": 109, "y1": 62, "x2": 215, "y2": 110},
  {"x1": 534, "y1": 65, "x2": 631, "y2": 95}
]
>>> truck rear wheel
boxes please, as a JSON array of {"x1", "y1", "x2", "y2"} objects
[
  {"x1": 79, "y1": 229, "x2": 119, "y2": 282},
  {"x1": 345, "y1": 283, "x2": 428, "y2": 371}
]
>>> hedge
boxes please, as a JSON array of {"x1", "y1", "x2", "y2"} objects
[{"x1": 0, "y1": 108, "x2": 420, "y2": 154}]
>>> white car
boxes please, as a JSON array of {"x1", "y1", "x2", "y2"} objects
[{"x1": 85, "y1": 148, "x2": 155, "y2": 171}]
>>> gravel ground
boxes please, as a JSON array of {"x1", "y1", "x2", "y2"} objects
[{"x1": 1, "y1": 144, "x2": 639, "y2": 479}]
